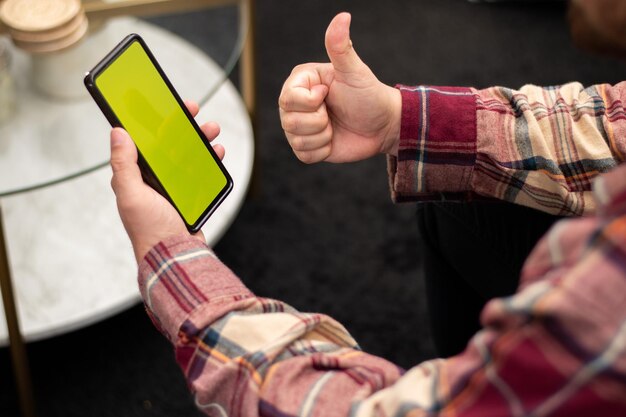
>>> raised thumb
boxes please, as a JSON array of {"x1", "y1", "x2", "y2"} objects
[{"x1": 325, "y1": 12, "x2": 364, "y2": 74}]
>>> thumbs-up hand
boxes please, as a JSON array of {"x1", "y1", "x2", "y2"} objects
[{"x1": 279, "y1": 12, "x2": 401, "y2": 164}]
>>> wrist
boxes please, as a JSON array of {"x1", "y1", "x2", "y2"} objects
[
  {"x1": 381, "y1": 85, "x2": 402, "y2": 156},
  {"x1": 131, "y1": 229, "x2": 205, "y2": 264}
]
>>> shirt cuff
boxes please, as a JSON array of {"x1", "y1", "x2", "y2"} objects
[
  {"x1": 138, "y1": 234, "x2": 253, "y2": 342},
  {"x1": 387, "y1": 85, "x2": 478, "y2": 202}
]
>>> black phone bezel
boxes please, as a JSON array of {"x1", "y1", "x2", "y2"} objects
[{"x1": 84, "y1": 33, "x2": 233, "y2": 233}]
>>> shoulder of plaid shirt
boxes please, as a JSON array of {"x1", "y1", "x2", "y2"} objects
[{"x1": 138, "y1": 82, "x2": 626, "y2": 416}]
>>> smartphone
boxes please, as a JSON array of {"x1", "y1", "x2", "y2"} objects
[{"x1": 84, "y1": 33, "x2": 233, "y2": 233}]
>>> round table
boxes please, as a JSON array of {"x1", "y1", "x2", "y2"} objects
[{"x1": 0, "y1": 17, "x2": 254, "y2": 345}]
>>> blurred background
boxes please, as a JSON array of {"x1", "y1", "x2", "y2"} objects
[{"x1": 1, "y1": 0, "x2": 626, "y2": 415}]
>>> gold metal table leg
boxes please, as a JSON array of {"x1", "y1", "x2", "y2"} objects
[
  {"x1": 239, "y1": 0, "x2": 259, "y2": 195},
  {"x1": 240, "y1": 0, "x2": 257, "y2": 124},
  {"x1": 0, "y1": 203, "x2": 36, "y2": 417}
]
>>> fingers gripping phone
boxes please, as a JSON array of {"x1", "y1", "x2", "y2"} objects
[{"x1": 84, "y1": 33, "x2": 233, "y2": 233}]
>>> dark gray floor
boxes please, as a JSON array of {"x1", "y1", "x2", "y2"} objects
[{"x1": 2, "y1": 1, "x2": 626, "y2": 416}]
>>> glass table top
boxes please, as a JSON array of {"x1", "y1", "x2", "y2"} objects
[{"x1": 0, "y1": 5, "x2": 247, "y2": 197}]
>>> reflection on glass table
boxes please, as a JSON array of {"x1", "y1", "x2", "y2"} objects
[{"x1": 0, "y1": 16, "x2": 254, "y2": 345}]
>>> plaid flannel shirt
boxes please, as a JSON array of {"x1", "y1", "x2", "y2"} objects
[
  {"x1": 388, "y1": 82, "x2": 626, "y2": 215},
  {"x1": 138, "y1": 82, "x2": 626, "y2": 416}
]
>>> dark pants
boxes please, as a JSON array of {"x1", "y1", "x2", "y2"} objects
[{"x1": 416, "y1": 201, "x2": 560, "y2": 358}]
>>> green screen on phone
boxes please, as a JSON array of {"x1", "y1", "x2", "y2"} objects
[{"x1": 92, "y1": 38, "x2": 230, "y2": 230}]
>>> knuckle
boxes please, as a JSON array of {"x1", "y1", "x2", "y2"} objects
[
  {"x1": 281, "y1": 114, "x2": 299, "y2": 133},
  {"x1": 110, "y1": 175, "x2": 122, "y2": 195},
  {"x1": 278, "y1": 93, "x2": 291, "y2": 110},
  {"x1": 109, "y1": 157, "x2": 123, "y2": 174},
  {"x1": 294, "y1": 149, "x2": 313, "y2": 164},
  {"x1": 291, "y1": 135, "x2": 306, "y2": 151},
  {"x1": 291, "y1": 63, "x2": 308, "y2": 74}
]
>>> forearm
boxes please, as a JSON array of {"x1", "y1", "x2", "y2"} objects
[
  {"x1": 388, "y1": 81, "x2": 626, "y2": 215},
  {"x1": 138, "y1": 235, "x2": 403, "y2": 417}
]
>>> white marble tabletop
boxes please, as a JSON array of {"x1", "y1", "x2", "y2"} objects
[{"x1": 0, "y1": 17, "x2": 254, "y2": 345}]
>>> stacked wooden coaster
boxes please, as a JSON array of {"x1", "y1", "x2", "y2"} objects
[{"x1": 0, "y1": 0, "x2": 88, "y2": 53}]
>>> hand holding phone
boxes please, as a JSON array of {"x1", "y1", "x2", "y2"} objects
[
  {"x1": 109, "y1": 126, "x2": 204, "y2": 262},
  {"x1": 84, "y1": 34, "x2": 233, "y2": 233}
]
